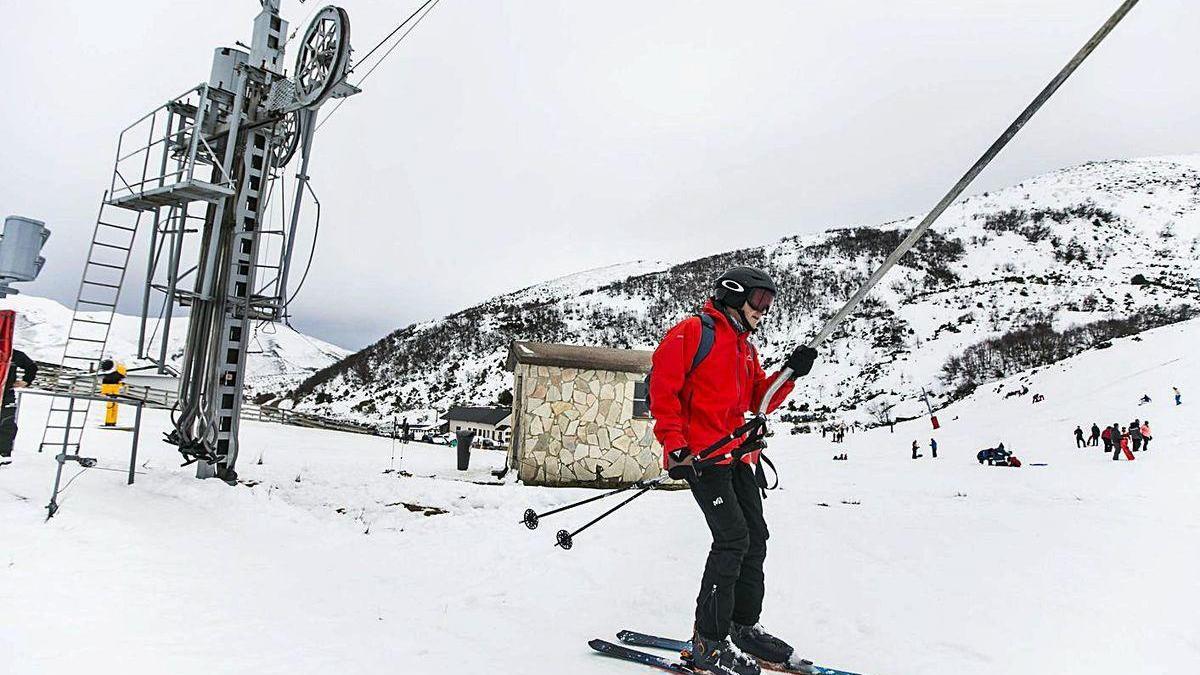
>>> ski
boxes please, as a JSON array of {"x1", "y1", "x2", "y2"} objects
[
  {"x1": 617, "y1": 630, "x2": 863, "y2": 675},
  {"x1": 590, "y1": 639, "x2": 696, "y2": 673}
]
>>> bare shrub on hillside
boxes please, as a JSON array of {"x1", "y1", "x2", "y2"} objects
[{"x1": 940, "y1": 304, "x2": 1198, "y2": 398}]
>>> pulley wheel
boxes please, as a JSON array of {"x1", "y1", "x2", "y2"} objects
[{"x1": 293, "y1": 6, "x2": 351, "y2": 109}]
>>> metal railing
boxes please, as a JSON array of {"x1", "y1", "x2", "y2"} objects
[
  {"x1": 33, "y1": 361, "x2": 387, "y2": 438},
  {"x1": 108, "y1": 84, "x2": 235, "y2": 203}
]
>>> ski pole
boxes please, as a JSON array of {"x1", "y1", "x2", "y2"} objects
[
  {"x1": 757, "y1": 0, "x2": 1141, "y2": 417},
  {"x1": 522, "y1": 476, "x2": 665, "y2": 530},
  {"x1": 520, "y1": 424, "x2": 744, "y2": 530},
  {"x1": 554, "y1": 477, "x2": 668, "y2": 550}
]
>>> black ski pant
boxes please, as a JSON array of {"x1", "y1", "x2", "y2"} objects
[
  {"x1": 688, "y1": 462, "x2": 767, "y2": 641},
  {"x1": 1132, "y1": 437, "x2": 1141, "y2": 452},
  {"x1": 1141, "y1": 437, "x2": 1150, "y2": 451},
  {"x1": 1103, "y1": 438, "x2": 1112, "y2": 453},
  {"x1": 0, "y1": 404, "x2": 17, "y2": 457},
  {"x1": 1076, "y1": 436, "x2": 1085, "y2": 448}
]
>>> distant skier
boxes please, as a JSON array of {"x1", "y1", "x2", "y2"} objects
[
  {"x1": 1139, "y1": 420, "x2": 1151, "y2": 451},
  {"x1": 1174, "y1": 386, "x2": 1182, "y2": 406},
  {"x1": 930, "y1": 438, "x2": 938, "y2": 459},
  {"x1": 1101, "y1": 424, "x2": 1113, "y2": 453},
  {"x1": 1089, "y1": 423, "x2": 1101, "y2": 447},
  {"x1": 650, "y1": 266, "x2": 818, "y2": 675},
  {"x1": 1129, "y1": 419, "x2": 1142, "y2": 452},
  {"x1": 1, "y1": 348, "x2": 38, "y2": 464},
  {"x1": 911, "y1": 440, "x2": 922, "y2": 459},
  {"x1": 1074, "y1": 425, "x2": 1085, "y2": 448},
  {"x1": 1109, "y1": 423, "x2": 1121, "y2": 461},
  {"x1": 1139, "y1": 394, "x2": 1151, "y2": 405}
]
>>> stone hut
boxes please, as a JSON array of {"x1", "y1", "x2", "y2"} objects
[{"x1": 504, "y1": 341, "x2": 662, "y2": 487}]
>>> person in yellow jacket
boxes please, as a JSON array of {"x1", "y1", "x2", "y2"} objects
[{"x1": 98, "y1": 358, "x2": 127, "y2": 426}]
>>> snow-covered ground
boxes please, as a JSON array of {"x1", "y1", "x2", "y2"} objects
[{"x1": 2, "y1": 317, "x2": 1197, "y2": 674}]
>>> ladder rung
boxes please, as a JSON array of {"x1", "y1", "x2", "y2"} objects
[
  {"x1": 77, "y1": 298, "x2": 117, "y2": 308},
  {"x1": 98, "y1": 221, "x2": 137, "y2": 233},
  {"x1": 81, "y1": 279, "x2": 121, "y2": 290},
  {"x1": 87, "y1": 260, "x2": 126, "y2": 271},
  {"x1": 92, "y1": 241, "x2": 132, "y2": 252},
  {"x1": 66, "y1": 336, "x2": 108, "y2": 344},
  {"x1": 71, "y1": 317, "x2": 111, "y2": 326}
]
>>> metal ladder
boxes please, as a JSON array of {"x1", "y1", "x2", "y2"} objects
[{"x1": 38, "y1": 200, "x2": 142, "y2": 456}]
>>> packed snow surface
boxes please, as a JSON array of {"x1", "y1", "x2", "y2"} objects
[{"x1": 1, "y1": 317, "x2": 1197, "y2": 674}]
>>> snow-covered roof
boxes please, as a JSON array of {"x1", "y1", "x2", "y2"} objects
[{"x1": 505, "y1": 340, "x2": 652, "y2": 374}]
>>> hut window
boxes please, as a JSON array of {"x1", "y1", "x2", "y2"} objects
[{"x1": 632, "y1": 380, "x2": 651, "y2": 418}]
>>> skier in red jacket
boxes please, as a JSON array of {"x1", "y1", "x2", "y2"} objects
[{"x1": 650, "y1": 266, "x2": 818, "y2": 675}]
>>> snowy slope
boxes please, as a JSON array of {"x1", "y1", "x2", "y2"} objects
[
  {"x1": 0, "y1": 294, "x2": 350, "y2": 398},
  {"x1": 1, "y1": 310, "x2": 1196, "y2": 675},
  {"x1": 290, "y1": 156, "x2": 1200, "y2": 428}
]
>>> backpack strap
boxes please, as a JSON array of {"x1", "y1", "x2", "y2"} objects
[{"x1": 689, "y1": 314, "x2": 716, "y2": 374}]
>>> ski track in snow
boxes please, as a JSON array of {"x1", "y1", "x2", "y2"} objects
[{"x1": 1, "y1": 317, "x2": 1198, "y2": 674}]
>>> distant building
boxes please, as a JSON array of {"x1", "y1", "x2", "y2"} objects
[
  {"x1": 443, "y1": 406, "x2": 512, "y2": 444},
  {"x1": 505, "y1": 340, "x2": 662, "y2": 487}
]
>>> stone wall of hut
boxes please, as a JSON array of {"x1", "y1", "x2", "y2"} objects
[{"x1": 511, "y1": 362, "x2": 662, "y2": 486}]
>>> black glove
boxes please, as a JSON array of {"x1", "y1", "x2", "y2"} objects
[
  {"x1": 784, "y1": 345, "x2": 818, "y2": 379},
  {"x1": 666, "y1": 448, "x2": 700, "y2": 481}
]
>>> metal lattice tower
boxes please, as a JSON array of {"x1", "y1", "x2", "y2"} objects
[{"x1": 43, "y1": 1, "x2": 359, "y2": 482}]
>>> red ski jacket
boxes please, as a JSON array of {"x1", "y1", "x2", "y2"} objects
[{"x1": 649, "y1": 300, "x2": 794, "y2": 467}]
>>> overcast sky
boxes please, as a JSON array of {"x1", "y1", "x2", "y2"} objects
[{"x1": 1, "y1": 1, "x2": 1196, "y2": 350}]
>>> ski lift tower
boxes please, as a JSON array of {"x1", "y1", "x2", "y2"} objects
[{"x1": 41, "y1": 1, "x2": 359, "y2": 483}]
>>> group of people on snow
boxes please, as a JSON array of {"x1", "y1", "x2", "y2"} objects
[
  {"x1": 910, "y1": 438, "x2": 937, "y2": 459},
  {"x1": 1092, "y1": 419, "x2": 1151, "y2": 461},
  {"x1": 0, "y1": 343, "x2": 126, "y2": 466},
  {"x1": 823, "y1": 422, "x2": 851, "y2": 443}
]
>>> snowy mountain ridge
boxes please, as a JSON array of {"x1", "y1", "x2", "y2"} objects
[
  {"x1": 290, "y1": 155, "x2": 1200, "y2": 426},
  {"x1": 0, "y1": 294, "x2": 350, "y2": 398}
]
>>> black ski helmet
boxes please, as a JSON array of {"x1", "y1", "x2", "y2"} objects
[{"x1": 713, "y1": 266, "x2": 777, "y2": 311}]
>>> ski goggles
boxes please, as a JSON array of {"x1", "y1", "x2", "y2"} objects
[{"x1": 747, "y1": 287, "x2": 775, "y2": 312}]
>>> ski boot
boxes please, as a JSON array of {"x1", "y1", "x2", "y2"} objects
[
  {"x1": 685, "y1": 631, "x2": 761, "y2": 675},
  {"x1": 729, "y1": 622, "x2": 815, "y2": 674}
]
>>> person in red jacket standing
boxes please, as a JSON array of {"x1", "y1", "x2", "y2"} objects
[{"x1": 650, "y1": 266, "x2": 818, "y2": 675}]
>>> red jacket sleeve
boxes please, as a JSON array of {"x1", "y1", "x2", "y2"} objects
[
  {"x1": 649, "y1": 317, "x2": 700, "y2": 458},
  {"x1": 749, "y1": 346, "x2": 795, "y2": 414}
]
